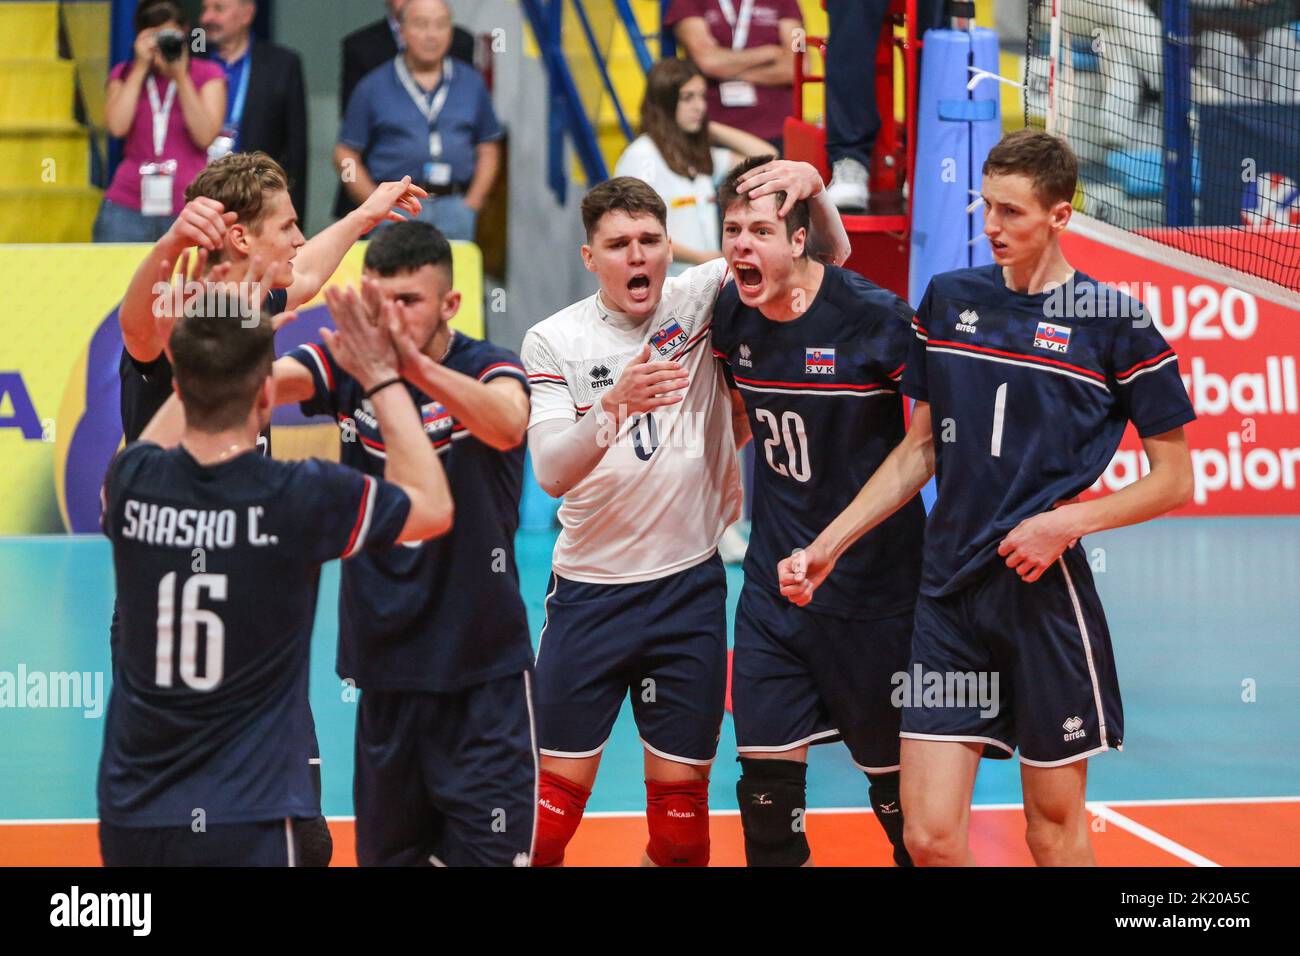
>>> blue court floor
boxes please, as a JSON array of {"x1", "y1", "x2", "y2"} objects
[{"x1": 0, "y1": 516, "x2": 1297, "y2": 821}]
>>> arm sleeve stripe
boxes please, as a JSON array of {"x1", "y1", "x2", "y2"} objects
[
  {"x1": 479, "y1": 363, "x2": 530, "y2": 383},
  {"x1": 342, "y1": 475, "x2": 377, "y2": 559},
  {"x1": 1116, "y1": 349, "x2": 1176, "y2": 383},
  {"x1": 304, "y1": 343, "x2": 335, "y2": 393},
  {"x1": 888, "y1": 363, "x2": 906, "y2": 380}
]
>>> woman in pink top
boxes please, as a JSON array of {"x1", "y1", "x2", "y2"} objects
[{"x1": 94, "y1": 0, "x2": 226, "y2": 243}]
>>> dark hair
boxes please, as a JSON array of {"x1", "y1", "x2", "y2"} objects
[
  {"x1": 982, "y1": 129, "x2": 1078, "y2": 209},
  {"x1": 134, "y1": 0, "x2": 185, "y2": 33},
  {"x1": 185, "y1": 152, "x2": 291, "y2": 261},
  {"x1": 170, "y1": 291, "x2": 275, "y2": 432},
  {"x1": 641, "y1": 59, "x2": 713, "y2": 180},
  {"x1": 581, "y1": 176, "x2": 668, "y2": 240},
  {"x1": 363, "y1": 220, "x2": 454, "y2": 281},
  {"x1": 718, "y1": 155, "x2": 811, "y2": 247}
]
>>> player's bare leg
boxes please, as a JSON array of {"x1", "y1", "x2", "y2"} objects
[
  {"x1": 534, "y1": 753, "x2": 601, "y2": 867},
  {"x1": 899, "y1": 738, "x2": 982, "y2": 866},
  {"x1": 641, "y1": 750, "x2": 712, "y2": 867},
  {"x1": 736, "y1": 747, "x2": 814, "y2": 866},
  {"x1": 1020, "y1": 759, "x2": 1095, "y2": 866}
]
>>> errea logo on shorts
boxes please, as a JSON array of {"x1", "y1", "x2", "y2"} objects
[{"x1": 1062, "y1": 715, "x2": 1086, "y2": 742}]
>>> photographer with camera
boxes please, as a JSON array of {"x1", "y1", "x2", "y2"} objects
[{"x1": 96, "y1": 0, "x2": 227, "y2": 243}]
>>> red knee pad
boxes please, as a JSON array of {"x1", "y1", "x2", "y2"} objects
[
  {"x1": 645, "y1": 779, "x2": 711, "y2": 867},
  {"x1": 533, "y1": 770, "x2": 591, "y2": 867}
]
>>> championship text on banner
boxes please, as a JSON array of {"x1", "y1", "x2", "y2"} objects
[
  {"x1": 1059, "y1": 230, "x2": 1299, "y2": 516},
  {"x1": 0, "y1": 242, "x2": 485, "y2": 535}
]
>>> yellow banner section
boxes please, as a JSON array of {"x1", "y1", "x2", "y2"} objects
[{"x1": 0, "y1": 241, "x2": 484, "y2": 535}]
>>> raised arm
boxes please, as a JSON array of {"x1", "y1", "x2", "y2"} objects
[
  {"x1": 284, "y1": 177, "x2": 428, "y2": 311},
  {"x1": 119, "y1": 203, "x2": 236, "y2": 361},
  {"x1": 321, "y1": 284, "x2": 453, "y2": 542},
  {"x1": 734, "y1": 159, "x2": 853, "y2": 266},
  {"x1": 779, "y1": 402, "x2": 935, "y2": 605}
]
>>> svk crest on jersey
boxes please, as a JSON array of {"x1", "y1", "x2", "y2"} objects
[
  {"x1": 421, "y1": 401, "x2": 453, "y2": 439},
  {"x1": 1034, "y1": 322, "x2": 1072, "y2": 353},
  {"x1": 651, "y1": 318, "x2": 688, "y2": 356},
  {"x1": 805, "y1": 347, "x2": 836, "y2": 375}
]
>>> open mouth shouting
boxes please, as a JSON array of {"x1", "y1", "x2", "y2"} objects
[
  {"x1": 733, "y1": 261, "x2": 764, "y2": 298},
  {"x1": 989, "y1": 238, "x2": 1009, "y2": 257},
  {"x1": 626, "y1": 272, "x2": 652, "y2": 303}
]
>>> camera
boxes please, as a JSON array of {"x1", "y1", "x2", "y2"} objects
[{"x1": 155, "y1": 28, "x2": 185, "y2": 63}]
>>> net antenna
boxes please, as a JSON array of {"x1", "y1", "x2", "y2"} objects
[{"x1": 1027, "y1": 0, "x2": 1300, "y2": 310}]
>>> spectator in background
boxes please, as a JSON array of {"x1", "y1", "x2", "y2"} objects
[
  {"x1": 337, "y1": 0, "x2": 477, "y2": 221},
  {"x1": 824, "y1": 0, "x2": 946, "y2": 211},
  {"x1": 665, "y1": 0, "x2": 804, "y2": 154},
  {"x1": 615, "y1": 58, "x2": 772, "y2": 275},
  {"x1": 335, "y1": 0, "x2": 502, "y2": 242},
  {"x1": 96, "y1": 0, "x2": 226, "y2": 242},
  {"x1": 198, "y1": 0, "x2": 309, "y2": 225}
]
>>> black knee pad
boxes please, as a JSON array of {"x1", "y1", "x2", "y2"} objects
[
  {"x1": 736, "y1": 758, "x2": 810, "y2": 867},
  {"x1": 866, "y1": 771, "x2": 911, "y2": 867},
  {"x1": 296, "y1": 815, "x2": 334, "y2": 868}
]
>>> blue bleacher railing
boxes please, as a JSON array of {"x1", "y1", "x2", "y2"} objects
[{"x1": 521, "y1": 0, "x2": 673, "y2": 203}]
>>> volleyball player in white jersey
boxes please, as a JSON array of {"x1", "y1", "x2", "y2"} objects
[{"x1": 522, "y1": 164, "x2": 850, "y2": 866}]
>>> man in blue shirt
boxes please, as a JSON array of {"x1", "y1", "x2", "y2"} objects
[
  {"x1": 779, "y1": 131, "x2": 1196, "y2": 866},
  {"x1": 334, "y1": 0, "x2": 502, "y2": 241}
]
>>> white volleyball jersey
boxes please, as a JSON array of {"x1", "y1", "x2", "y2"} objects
[{"x1": 522, "y1": 258, "x2": 742, "y2": 584}]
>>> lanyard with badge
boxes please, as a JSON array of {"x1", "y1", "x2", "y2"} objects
[
  {"x1": 208, "y1": 51, "x2": 251, "y2": 162},
  {"x1": 396, "y1": 56, "x2": 455, "y2": 188},
  {"x1": 140, "y1": 75, "x2": 179, "y2": 216},
  {"x1": 717, "y1": 0, "x2": 759, "y2": 108}
]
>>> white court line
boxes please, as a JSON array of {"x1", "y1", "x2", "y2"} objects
[
  {"x1": 1086, "y1": 802, "x2": 1220, "y2": 868},
  {"x1": 3, "y1": 794, "x2": 1297, "y2": 827}
]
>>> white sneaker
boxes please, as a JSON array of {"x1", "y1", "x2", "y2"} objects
[{"x1": 826, "y1": 158, "x2": 869, "y2": 211}]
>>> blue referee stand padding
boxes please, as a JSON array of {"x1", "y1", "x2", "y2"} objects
[
  {"x1": 908, "y1": 28, "x2": 1001, "y2": 308},
  {"x1": 908, "y1": 28, "x2": 1001, "y2": 513}
]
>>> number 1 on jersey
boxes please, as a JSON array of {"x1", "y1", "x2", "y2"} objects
[{"x1": 991, "y1": 382, "x2": 1008, "y2": 458}]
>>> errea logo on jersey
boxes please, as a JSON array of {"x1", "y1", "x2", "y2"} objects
[
  {"x1": 805, "y1": 347, "x2": 836, "y2": 375},
  {"x1": 956, "y1": 309, "x2": 979, "y2": 333},
  {"x1": 739, "y1": 343, "x2": 753, "y2": 368},
  {"x1": 589, "y1": 364, "x2": 614, "y2": 389},
  {"x1": 1062, "y1": 715, "x2": 1086, "y2": 742}
]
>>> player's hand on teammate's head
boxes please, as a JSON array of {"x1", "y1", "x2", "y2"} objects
[
  {"x1": 735, "y1": 160, "x2": 823, "y2": 218},
  {"x1": 598, "y1": 344, "x2": 689, "y2": 424},
  {"x1": 355, "y1": 176, "x2": 429, "y2": 234},
  {"x1": 167, "y1": 198, "x2": 236, "y2": 252}
]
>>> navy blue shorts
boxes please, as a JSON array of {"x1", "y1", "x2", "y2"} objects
[
  {"x1": 100, "y1": 818, "x2": 300, "y2": 866},
  {"x1": 732, "y1": 583, "x2": 913, "y2": 773},
  {"x1": 354, "y1": 671, "x2": 538, "y2": 867},
  {"x1": 900, "y1": 545, "x2": 1124, "y2": 766},
  {"x1": 534, "y1": 554, "x2": 727, "y2": 765}
]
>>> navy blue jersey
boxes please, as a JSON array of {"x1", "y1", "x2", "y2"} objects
[
  {"x1": 712, "y1": 264, "x2": 925, "y2": 618},
  {"x1": 99, "y1": 440, "x2": 410, "y2": 826},
  {"x1": 119, "y1": 288, "x2": 288, "y2": 446},
  {"x1": 902, "y1": 265, "x2": 1197, "y2": 596},
  {"x1": 288, "y1": 332, "x2": 534, "y2": 692}
]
